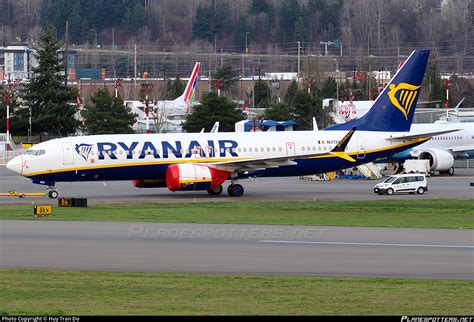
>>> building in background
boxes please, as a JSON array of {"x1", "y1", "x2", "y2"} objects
[{"x1": 0, "y1": 45, "x2": 35, "y2": 83}]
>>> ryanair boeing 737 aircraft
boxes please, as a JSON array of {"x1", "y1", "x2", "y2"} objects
[{"x1": 6, "y1": 49, "x2": 454, "y2": 197}]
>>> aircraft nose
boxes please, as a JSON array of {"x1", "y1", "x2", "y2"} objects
[{"x1": 6, "y1": 155, "x2": 22, "y2": 175}]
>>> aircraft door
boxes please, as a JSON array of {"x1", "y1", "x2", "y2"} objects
[
  {"x1": 62, "y1": 142, "x2": 75, "y2": 165},
  {"x1": 357, "y1": 137, "x2": 366, "y2": 159},
  {"x1": 286, "y1": 142, "x2": 296, "y2": 156}
]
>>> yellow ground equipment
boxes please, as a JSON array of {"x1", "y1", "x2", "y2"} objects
[{"x1": 0, "y1": 191, "x2": 48, "y2": 198}]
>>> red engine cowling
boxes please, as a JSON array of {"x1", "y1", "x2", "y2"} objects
[
  {"x1": 132, "y1": 179, "x2": 167, "y2": 188},
  {"x1": 166, "y1": 164, "x2": 230, "y2": 192}
]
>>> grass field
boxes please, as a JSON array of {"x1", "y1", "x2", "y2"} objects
[
  {"x1": 1, "y1": 269, "x2": 472, "y2": 315},
  {"x1": 0, "y1": 199, "x2": 472, "y2": 229}
]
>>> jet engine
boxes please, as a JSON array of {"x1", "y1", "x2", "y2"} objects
[
  {"x1": 166, "y1": 164, "x2": 230, "y2": 191},
  {"x1": 417, "y1": 149, "x2": 454, "y2": 173}
]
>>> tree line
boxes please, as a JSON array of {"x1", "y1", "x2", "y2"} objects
[
  {"x1": 1, "y1": 22, "x2": 471, "y2": 139},
  {"x1": 1, "y1": 0, "x2": 471, "y2": 59}
]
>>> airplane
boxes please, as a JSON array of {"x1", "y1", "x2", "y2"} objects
[
  {"x1": 7, "y1": 49, "x2": 453, "y2": 198},
  {"x1": 325, "y1": 99, "x2": 474, "y2": 175},
  {"x1": 156, "y1": 61, "x2": 201, "y2": 116},
  {"x1": 124, "y1": 62, "x2": 201, "y2": 120},
  {"x1": 382, "y1": 122, "x2": 474, "y2": 175}
]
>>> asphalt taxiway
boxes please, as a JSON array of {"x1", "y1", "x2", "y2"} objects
[
  {"x1": 0, "y1": 166, "x2": 473, "y2": 204},
  {"x1": 1, "y1": 220, "x2": 473, "y2": 279}
]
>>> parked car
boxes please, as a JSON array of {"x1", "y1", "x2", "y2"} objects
[{"x1": 373, "y1": 173, "x2": 428, "y2": 195}]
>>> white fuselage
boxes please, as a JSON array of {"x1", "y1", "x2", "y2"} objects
[{"x1": 6, "y1": 130, "x2": 426, "y2": 183}]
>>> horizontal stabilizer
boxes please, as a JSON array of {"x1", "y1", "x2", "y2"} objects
[{"x1": 386, "y1": 129, "x2": 460, "y2": 141}]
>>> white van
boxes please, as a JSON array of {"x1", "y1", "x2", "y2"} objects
[{"x1": 374, "y1": 173, "x2": 428, "y2": 195}]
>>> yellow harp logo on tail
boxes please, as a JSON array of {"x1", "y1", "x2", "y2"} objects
[{"x1": 387, "y1": 83, "x2": 421, "y2": 120}]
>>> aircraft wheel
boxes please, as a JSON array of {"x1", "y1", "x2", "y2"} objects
[
  {"x1": 386, "y1": 188, "x2": 394, "y2": 196},
  {"x1": 228, "y1": 184, "x2": 244, "y2": 197},
  {"x1": 448, "y1": 167, "x2": 455, "y2": 176},
  {"x1": 207, "y1": 185, "x2": 223, "y2": 195},
  {"x1": 48, "y1": 190, "x2": 59, "y2": 199}
]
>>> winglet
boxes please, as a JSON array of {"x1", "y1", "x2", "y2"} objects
[{"x1": 330, "y1": 127, "x2": 356, "y2": 162}]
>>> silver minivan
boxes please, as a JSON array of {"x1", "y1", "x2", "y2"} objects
[{"x1": 374, "y1": 173, "x2": 428, "y2": 195}]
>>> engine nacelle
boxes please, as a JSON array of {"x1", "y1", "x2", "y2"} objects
[
  {"x1": 132, "y1": 179, "x2": 167, "y2": 188},
  {"x1": 418, "y1": 149, "x2": 454, "y2": 172},
  {"x1": 166, "y1": 164, "x2": 230, "y2": 192}
]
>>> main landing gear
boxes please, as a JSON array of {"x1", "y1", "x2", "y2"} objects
[
  {"x1": 206, "y1": 173, "x2": 245, "y2": 197},
  {"x1": 227, "y1": 180, "x2": 244, "y2": 197},
  {"x1": 207, "y1": 185, "x2": 223, "y2": 195}
]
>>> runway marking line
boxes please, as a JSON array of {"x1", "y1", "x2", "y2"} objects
[{"x1": 259, "y1": 240, "x2": 474, "y2": 249}]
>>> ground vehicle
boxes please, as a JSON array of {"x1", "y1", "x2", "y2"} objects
[{"x1": 373, "y1": 173, "x2": 428, "y2": 195}]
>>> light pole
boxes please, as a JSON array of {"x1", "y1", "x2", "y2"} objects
[
  {"x1": 336, "y1": 60, "x2": 339, "y2": 101},
  {"x1": 210, "y1": 33, "x2": 217, "y2": 54},
  {"x1": 245, "y1": 32, "x2": 250, "y2": 54},
  {"x1": 90, "y1": 29, "x2": 97, "y2": 69},
  {"x1": 89, "y1": 29, "x2": 97, "y2": 48}
]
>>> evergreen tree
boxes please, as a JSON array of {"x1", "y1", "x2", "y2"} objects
[
  {"x1": 212, "y1": 65, "x2": 240, "y2": 98},
  {"x1": 424, "y1": 60, "x2": 444, "y2": 108},
  {"x1": 292, "y1": 90, "x2": 322, "y2": 130},
  {"x1": 262, "y1": 102, "x2": 292, "y2": 121},
  {"x1": 160, "y1": 78, "x2": 185, "y2": 100},
  {"x1": 81, "y1": 88, "x2": 136, "y2": 134},
  {"x1": 277, "y1": 0, "x2": 300, "y2": 44},
  {"x1": 320, "y1": 77, "x2": 338, "y2": 99},
  {"x1": 21, "y1": 25, "x2": 79, "y2": 137},
  {"x1": 284, "y1": 80, "x2": 299, "y2": 109},
  {"x1": 183, "y1": 92, "x2": 245, "y2": 133},
  {"x1": 253, "y1": 79, "x2": 271, "y2": 109}
]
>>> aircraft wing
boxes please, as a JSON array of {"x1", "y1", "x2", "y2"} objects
[
  {"x1": 449, "y1": 145, "x2": 474, "y2": 153},
  {"x1": 204, "y1": 128, "x2": 358, "y2": 172},
  {"x1": 386, "y1": 129, "x2": 461, "y2": 141}
]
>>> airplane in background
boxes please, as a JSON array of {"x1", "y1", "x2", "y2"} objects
[
  {"x1": 385, "y1": 122, "x2": 474, "y2": 175},
  {"x1": 7, "y1": 49, "x2": 454, "y2": 198},
  {"x1": 124, "y1": 62, "x2": 201, "y2": 120},
  {"x1": 156, "y1": 61, "x2": 201, "y2": 116}
]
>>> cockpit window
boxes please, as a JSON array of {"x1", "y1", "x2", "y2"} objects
[{"x1": 24, "y1": 149, "x2": 46, "y2": 156}]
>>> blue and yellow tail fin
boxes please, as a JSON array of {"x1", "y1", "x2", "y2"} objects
[{"x1": 326, "y1": 49, "x2": 429, "y2": 132}]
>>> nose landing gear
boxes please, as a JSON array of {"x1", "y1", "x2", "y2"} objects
[{"x1": 47, "y1": 187, "x2": 59, "y2": 199}]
